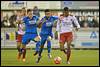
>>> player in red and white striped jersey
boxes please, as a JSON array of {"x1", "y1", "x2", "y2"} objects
[
  {"x1": 16, "y1": 7, "x2": 26, "y2": 61},
  {"x1": 56, "y1": 7, "x2": 80, "y2": 64}
]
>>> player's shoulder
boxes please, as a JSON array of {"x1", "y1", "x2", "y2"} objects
[
  {"x1": 23, "y1": 16, "x2": 28, "y2": 19},
  {"x1": 52, "y1": 16, "x2": 58, "y2": 18},
  {"x1": 68, "y1": 15, "x2": 76, "y2": 19},
  {"x1": 23, "y1": 16, "x2": 27, "y2": 18},
  {"x1": 41, "y1": 16, "x2": 46, "y2": 20}
]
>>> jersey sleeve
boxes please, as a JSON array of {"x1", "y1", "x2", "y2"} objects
[
  {"x1": 40, "y1": 17, "x2": 46, "y2": 23},
  {"x1": 35, "y1": 16, "x2": 39, "y2": 21},
  {"x1": 53, "y1": 16, "x2": 59, "y2": 20},
  {"x1": 22, "y1": 17, "x2": 27, "y2": 23},
  {"x1": 72, "y1": 16, "x2": 80, "y2": 28}
]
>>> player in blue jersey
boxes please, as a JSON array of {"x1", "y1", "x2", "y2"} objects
[
  {"x1": 20, "y1": 9, "x2": 41, "y2": 62},
  {"x1": 36, "y1": 9, "x2": 58, "y2": 63}
]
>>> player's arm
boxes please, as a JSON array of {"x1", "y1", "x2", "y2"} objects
[
  {"x1": 53, "y1": 16, "x2": 59, "y2": 27},
  {"x1": 55, "y1": 19, "x2": 61, "y2": 39},
  {"x1": 37, "y1": 17, "x2": 46, "y2": 28},
  {"x1": 37, "y1": 20, "x2": 42, "y2": 28},
  {"x1": 72, "y1": 16, "x2": 80, "y2": 31},
  {"x1": 16, "y1": 16, "x2": 21, "y2": 24},
  {"x1": 16, "y1": 16, "x2": 25, "y2": 24},
  {"x1": 36, "y1": 18, "x2": 41, "y2": 28},
  {"x1": 16, "y1": 19, "x2": 23, "y2": 24}
]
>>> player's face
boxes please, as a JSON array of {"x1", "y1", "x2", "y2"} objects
[
  {"x1": 63, "y1": 10, "x2": 69, "y2": 17},
  {"x1": 45, "y1": 12, "x2": 51, "y2": 18},
  {"x1": 22, "y1": 9, "x2": 26, "y2": 16},
  {"x1": 28, "y1": 11, "x2": 33, "y2": 19}
]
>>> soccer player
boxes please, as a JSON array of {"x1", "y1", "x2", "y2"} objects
[
  {"x1": 16, "y1": 8, "x2": 26, "y2": 61},
  {"x1": 19, "y1": 9, "x2": 40, "y2": 62},
  {"x1": 56, "y1": 7, "x2": 80, "y2": 64},
  {"x1": 36, "y1": 9, "x2": 58, "y2": 63}
]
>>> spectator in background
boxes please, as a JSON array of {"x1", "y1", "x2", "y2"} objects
[
  {"x1": 79, "y1": 16, "x2": 89, "y2": 27},
  {"x1": 33, "y1": 6, "x2": 40, "y2": 17},
  {"x1": 9, "y1": 10, "x2": 17, "y2": 27},
  {"x1": 92, "y1": 16, "x2": 99, "y2": 27},
  {"x1": 2, "y1": 15, "x2": 11, "y2": 28},
  {"x1": 87, "y1": 16, "x2": 94, "y2": 27}
]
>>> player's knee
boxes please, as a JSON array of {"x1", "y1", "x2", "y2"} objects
[
  {"x1": 47, "y1": 36, "x2": 52, "y2": 41},
  {"x1": 34, "y1": 36, "x2": 41, "y2": 41},
  {"x1": 21, "y1": 43, "x2": 26, "y2": 48},
  {"x1": 47, "y1": 45, "x2": 51, "y2": 48},
  {"x1": 40, "y1": 45, "x2": 44, "y2": 48},
  {"x1": 59, "y1": 42, "x2": 65, "y2": 45}
]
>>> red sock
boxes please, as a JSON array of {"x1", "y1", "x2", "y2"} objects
[{"x1": 67, "y1": 48, "x2": 71, "y2": 61}]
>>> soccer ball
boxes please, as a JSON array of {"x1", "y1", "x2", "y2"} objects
[{"x1": 54, "y1": 56, "x2": 62, "y2": 64}]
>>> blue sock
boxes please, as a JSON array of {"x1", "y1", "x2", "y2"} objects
[
  {"x1": 47, "y1": 41, "x2": 51, "y2": 54},
  {"x1": 36, "y1": 41, "x2": 40, "y2": 52},
  {"x1": 39, "y1": 45, "x2": 44, "y2": 56}
]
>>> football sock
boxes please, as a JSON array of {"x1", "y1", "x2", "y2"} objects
[
  {"x1": 36, "y1": 41, "x2": 40, "y2": 52},
  {"x1": 67, "y1": 48, "x2": 71, "y2": 61},
  {"x1": 47, "y1": 41, "x2": 51, "y2": 53},
  {"x1": 21, "y1": 48, "x2": 26, "y2": 59},
  {"x1": 39, "y1": 45, "x2": 44, "y2": 56}
]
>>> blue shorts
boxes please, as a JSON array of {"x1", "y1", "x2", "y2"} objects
[
  {"x1": 22, "y1": 33, "x2": 38, "y2": 45},
  {"x1": 40, "y1": 33, "x2": 53, "y2": 46}
]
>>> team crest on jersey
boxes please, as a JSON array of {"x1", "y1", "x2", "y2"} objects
[
  {"x1": 46, "y1": 22, "x2": 53, "y2": 27},
  {"x1": 29, "y1": 20, "x2": 36, "y2": 24}
]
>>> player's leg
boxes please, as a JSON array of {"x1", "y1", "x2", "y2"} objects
[
  {"x1": 17, "y1": 42, "x2": 22, "y2": 60},
  {"x1": 21, "y1": 44, "x2": 26, "y2": 62},
  {"x1": 21, "y1": 34, "x2": 29, "y2": 62},
  {"x1": 36, "y1": 37, "x2": 46, "y2": 63},
  {"x1": 34, "y1": 41, "x2": 40, "y2": 56},
  {"x1": 17, "y1": 42, "x2": 21, "y2": 53},
  {"x1": 47, "y1": 36, "x2": 52, "y2": 58},
  {"x1": 16, "y1": 34, "x2": 23, "y2": 60},
  {"x1": 34, "y1": 35, "x2": 41, "y2": 56},
  {"x1": 59, "y1": 33, "x2": 66, "y2": 54},
  {"x1": 66, "y1": 32, "x2": 73, "y2": 64},
  {"x1": 39, "y1": 39, "x2": 46, "y2": 57}
]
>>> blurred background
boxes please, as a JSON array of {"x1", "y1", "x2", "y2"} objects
[{"x1": 1, "y1": 1, "x2": 99, "y2": 49}]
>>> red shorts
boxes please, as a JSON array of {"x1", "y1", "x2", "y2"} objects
[
  {"x1": 16, "y1": 34, "x2": 23, "y2": 42},
  {"x1": 59, "y1": 32, "x2": 73, "y2": 43}
]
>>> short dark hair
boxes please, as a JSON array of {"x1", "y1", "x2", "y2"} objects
[
  {"x1": 63, "y1": 7, "x2": 69, "y2": 11},
  {"x1": 45, "y1": 9, "x2": 50, "y2": 13},
  {"x1": 27, "y1": 9, "x2": 32, "y2": 13}
]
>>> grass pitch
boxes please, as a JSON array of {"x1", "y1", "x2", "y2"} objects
[{"x1": 1, "y1": 49, "x2": 99, "y2": 66}]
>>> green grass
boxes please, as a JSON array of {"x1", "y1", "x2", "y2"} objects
[{"x1": 1, "y1": 49, "x2": 99, "y2": 66}]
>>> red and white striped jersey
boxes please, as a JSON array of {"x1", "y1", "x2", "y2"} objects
[{"x1": 56, "y1": 15, "x2": 80, "y2": 34}]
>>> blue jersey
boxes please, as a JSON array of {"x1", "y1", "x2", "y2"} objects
[
  {"x1": 40, "y1": 16, "x2": 58, "y2": 35},
  {"x1": 23, "y1": 16, "x2": 39, "y2": 33}
]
